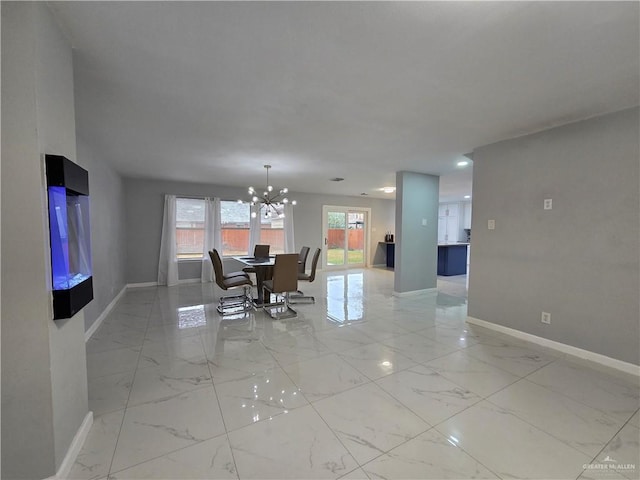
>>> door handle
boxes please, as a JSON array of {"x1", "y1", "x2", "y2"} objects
[{"x1": 325, "y1": 237, "x2": 328, "y2": 245}]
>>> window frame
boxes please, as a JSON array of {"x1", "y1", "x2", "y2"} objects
[
  {"x1": 220, "y1": 199, "x2": 251, "y2": 257},
  {"x1": 175, "y1": 197, "x2": 206, "y2": 261}
]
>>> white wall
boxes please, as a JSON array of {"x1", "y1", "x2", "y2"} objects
[
  {"x1": 468, "y1": 107, "x2": 639, "y2": 365},
  {"x1": 1, "y1": 3, "x2": 89, "y2": 477},
  {"x1": 78, "y1": 137, "x2": 127, "y2": 333},
  {"x1": 124, "y1": 177, "x2": 395, "y2": 284}
]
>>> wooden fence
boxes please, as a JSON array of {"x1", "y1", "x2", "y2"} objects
[
  {"x1": 177, "y1": 228, "x2": 284, "y2": 255},
  {"x1": 327, "y1": 229, "x2": 364, "y2": 249},
  {"x1": 177, "y1": 227, "x2": 363, "y2": 255}
]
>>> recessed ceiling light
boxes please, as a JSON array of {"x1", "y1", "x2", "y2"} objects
[
  {"x1": 464, "y1": 195, "x2": 471, "y2": 199},
  {"x1": 381, "y1": 187, "x2": 396, "y2": 193},
  {"x1": 457, "y1": 161, "x2": 469, "y2": 167},
  {"x1": 330, "y1": 177, "x2": 345, "y2": 182}
]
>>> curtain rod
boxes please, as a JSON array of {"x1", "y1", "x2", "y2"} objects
[
  {"x1": 170, "y1": 195, "x2": 246, "y2": 202},
  {"x1": 171, "y1": 194, "x2": 208, "y2": 200}
]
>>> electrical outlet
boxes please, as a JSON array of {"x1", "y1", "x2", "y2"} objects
[
  {"x1": 488, "y1": 219, "x2": 495, "y2": 230},
  {"x1": 544, "y1": 198, "x2": 553, "y2": 210},
  {"x1": 541, "y1": 312, "x2": 551, "y2": 324}
]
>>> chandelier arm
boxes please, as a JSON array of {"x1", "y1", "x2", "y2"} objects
[{"x1": 247, "y1": 165, "x2": 296, "y2": 208}]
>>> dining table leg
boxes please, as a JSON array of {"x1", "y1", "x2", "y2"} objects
[{"x1": 253, "y1": 265, "x2": 273, "y2": 306}]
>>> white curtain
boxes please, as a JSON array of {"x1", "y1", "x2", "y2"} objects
[
  {"x1": 284, "y1": 203, "x2": 295, "y2": 253},
  {"x1": 158, "y1": 194, "x2": 179, "y2": 286},
  {"x1": 201, "y1": 197, "x2": 222, "y2": 283},
  {"x1": 248, "y1": 203, "x2": 261, "y2": 254}
]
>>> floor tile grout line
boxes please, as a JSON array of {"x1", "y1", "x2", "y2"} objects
[
  {"x1": 423, "y1": 340, "x2": 555, "y2": 381},
  {"x1": 197, "y1": 320, "x2": 242, "y2": 480},
  {"x1": 424, "y1": 426, "x2": 504, "y2": 480},
  {"x1": 481, "y1": 388, "x2": 609, "y2": 461},
  {"x1": 371, "y1": 367, "x2": 485, "y2": 430},
  {"x1": 106, "y1": 431, "x2": 232, "y2": 478},
  {"x1": 104, "y1": 287, "x2": 158, "y2": 477},
  {"x1": 305, "y1": 382, "x2": 380, "y2": 474},
  {"x1": 521, "y1": 355, "x2": 640, "y2": 426},
  {"x1": 574, "y1": 409, "x2": 640, "y2": 480},
  {"x1": 360, "y1": 369, "x2": 506, "y2": 479},
  {"x1": 302, "y1": 373, "x2": 488, "y2": 477}
]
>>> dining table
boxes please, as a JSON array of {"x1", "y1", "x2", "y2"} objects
[{"x1": 233, "y1": 255, "x2": 276, "y2": 306}]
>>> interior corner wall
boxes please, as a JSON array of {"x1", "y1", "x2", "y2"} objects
[
  {"x1": 123, "y1": 177, "x2": 395, "y2": 284},
  {"x1": 78, "y1": 137, "x2": 127, "y2": 332},
  {"x1": 468, "y1": 107, "x2": 640, "y2": 366},
  {"x1": 1, "y1": 2, "x2": 89, "y2": 478},
  {"x1": 394, "y1": 171, "x2": 439, "y2": 294}
]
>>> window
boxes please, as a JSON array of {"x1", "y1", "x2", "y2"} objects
[
  {"x1": 260, "y1": 204, "x2": 285, "y2": 254},
  {"x1": 221, "y1": 200, "x2": 250, "y2": 256},
  {"x1": 176, "y1": 198, "x2": 205, "y2": 259},
  {"x1": 174, "y1": 199, "x2": 281, "y2": 258}
]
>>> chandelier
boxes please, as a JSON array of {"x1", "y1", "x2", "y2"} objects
[{"x1": 247, "y1": 165, "x2": 297, "y2": 218}]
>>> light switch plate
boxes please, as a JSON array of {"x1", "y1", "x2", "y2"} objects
[
  {"x1": 422, "y1": 218, "x2": 427, "y2": 226},
  {"x1": 488, "y1": 219, "x2": 495, "y2": 230},
  {"x1": 544, "y1": 198, "x2": 553, "y2": 210}
]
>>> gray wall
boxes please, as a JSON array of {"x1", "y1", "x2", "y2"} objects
[
  {"x1": 394, "y1": 171, "x2": 439, "y2": 294},
  {"x1": 1, "y1": 2, "x2": 89, "y2": 477},
  {"x1": 78, "y1": 137, "x2": 127, "y2": 332},
  {"x1": 468, "y1": 107, "x2": 639, "y2": 365},
  {"x1": 288, "y1": 190, "x2": 396, "y2": 267},
  {"x1": 124, "y1": 177, "x2": 395, "y2": 283}
]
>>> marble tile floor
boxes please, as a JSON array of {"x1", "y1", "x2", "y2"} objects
[{"x1": 72, "y1": 268, "x2": 639, "y2": 480}]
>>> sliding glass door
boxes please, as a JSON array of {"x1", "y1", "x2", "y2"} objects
[{"x1": 322, "y1": 206, "x2": 370, "y2": 269}]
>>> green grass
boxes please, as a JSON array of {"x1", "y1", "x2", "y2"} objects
[{"x1": 327, "y1": 248, "x2": 364, "y2": 265}]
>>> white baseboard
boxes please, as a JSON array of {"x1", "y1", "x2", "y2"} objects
[
  {"x1": 46, "y1": 411, "x2": 93, "y2": 480},
  {"x1": 178, "y1": 278, "x2": 202, "y2": 284},
  {"x1": 127, "y1": 281, "x2": 158, "y2": 288},
  {"x1": 392, "y1": 287, "x2": 437, "y2": 298},
  {"x1": 467, "y1": 316, "x2": 640, "y2": 377},
  {"x1": 85, "y1": 286, "x2": 126, "y2": 341}
]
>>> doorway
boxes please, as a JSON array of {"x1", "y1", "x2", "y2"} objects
[{"x1": 322, "y1": 206, "x2": 371, "y2": 269}]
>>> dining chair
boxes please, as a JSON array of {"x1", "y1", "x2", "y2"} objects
[
  {"x1": 210, "y1": 248, "x2": 254, "y2": 315},
  {"x1": 293, "y1": 245, "x2": 311, "y2": 297},
  {"x1": 297, "y1": 246, "x2": 310, "y2": 274},
  {"x1": 209, "y1": 250, "x2": 250, "y2": 279},
  {"x1": 242, "y1": 244, "x2": 271, "y2": 276},
  {"x1": 261, "y1": 253, "x2": 299, "y2": 320},
  {"x1": 291, "y1": 247, "x2": 321, "y2": 304}
]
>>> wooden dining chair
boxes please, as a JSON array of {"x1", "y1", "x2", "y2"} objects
[
  {"x1": 261, "y1": 253, "x2": 299, "y2": 319},
  {"x1": 210, "y1": 248, "x2": 254, "y2": 315}
]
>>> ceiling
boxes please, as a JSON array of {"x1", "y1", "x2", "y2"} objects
[{"x1": 49, "y1": 1, "x2": 639, "y2": 201}]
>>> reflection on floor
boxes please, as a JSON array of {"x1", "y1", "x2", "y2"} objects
[
  {"x1": 438, "y1": 273, "x2": 469, "y2": 299},
  {"x1": 73, "y1": 268, "x2": 639, "y2": 480}
]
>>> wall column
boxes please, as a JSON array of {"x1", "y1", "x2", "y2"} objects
[
  {"x1": 394, "y1": 171, "x2": 439, "y2": 295},
  {"x1": 1, "y1": 3, "x2": 90, "y2": 478}
]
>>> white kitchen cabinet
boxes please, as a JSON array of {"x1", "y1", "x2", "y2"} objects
[
  {"x1": 463, "y1": 202, "x2": 472, "y2": 229},
  {"x1": 438, "y1": 202, "x2": 459, "y2": 243}
]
